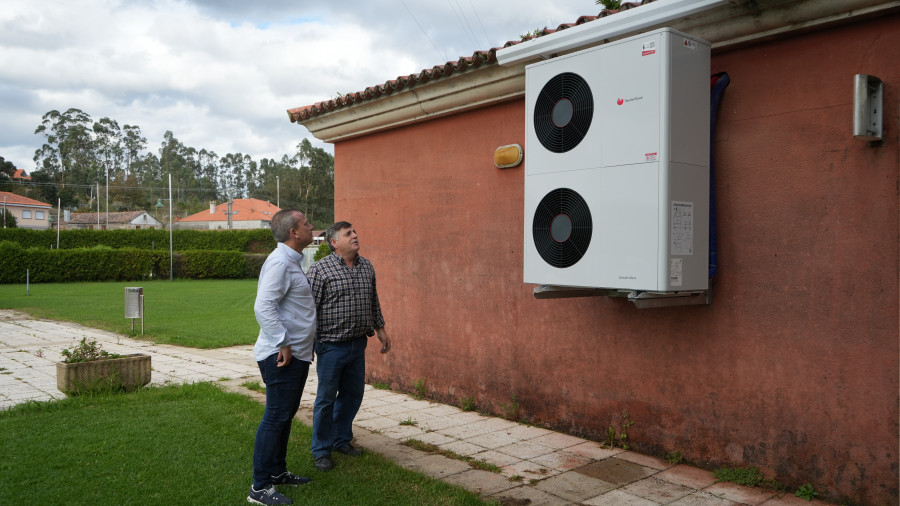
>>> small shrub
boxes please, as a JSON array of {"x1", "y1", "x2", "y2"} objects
[
  {"x1": 413, "y1": 378, "x2": 426, "y2": 400},
  {"x1": 314, "y1": 242, "x2": 330, "y2": 262},
  {"x1": 499, "y1": 393, "x2": 519, "y2": 421},
  {"x1": 371, "y1": 382, "x2": 390, "y2": 390},
  {"x1": 60, "y1": 338, "x2": 122, "y2": 363},
  {"x1": 603, "y1": 410, "x2": 634, "y2": 449},
  {"x1": 460, "y1": 395, "x2": 475, "y2": 412},
  {"x1": 666, "y1": 450, "x2": 684, "y2": 464},
  {"x1": 794, "y1": 482, "x2": 819, "y2": 501},
  {"x1": 714, "y1": 466, "x2": 764, "y2": 487}
]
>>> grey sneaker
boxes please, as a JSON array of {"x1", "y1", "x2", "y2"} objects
[
  {"x1": 271, "y1": 471, "x2": 311, "y2": 486},
  {"x1": 248, "y1": 485, "x2": 292, "y2": 505},
  {"x1": 335, "y1": 444, "x2": 364, "y2": 456},
  {"x1": 314, "y1": 455, "x2": 334, "y2": 472}
]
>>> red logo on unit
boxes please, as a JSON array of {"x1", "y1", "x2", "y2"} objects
[{"x1": 616, "y1": 98, "x2": 624, "y2": 105}]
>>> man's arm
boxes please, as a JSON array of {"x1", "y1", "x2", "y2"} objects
[{"x1": 254, "y1": 257, "x2": 291, "y2": 353}]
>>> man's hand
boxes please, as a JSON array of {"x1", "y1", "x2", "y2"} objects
[
  {"x1": 376, "y1": 328, "x2": 391, "y2": 354},
  {"x1": 277, "y1": 345, "x2": 293, "y2": 367}
]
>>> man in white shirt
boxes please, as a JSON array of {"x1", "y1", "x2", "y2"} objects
[{"x1": 248, "y1": 209, "x2": 316, "y2": 506}]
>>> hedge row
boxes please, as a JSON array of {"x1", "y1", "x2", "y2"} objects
[
  {"x1": 0, "y1": 228, "x2": 276, "y2": 253},
  {"x1": 0, "y1": 242, "x2": 268, "y2": 283}
]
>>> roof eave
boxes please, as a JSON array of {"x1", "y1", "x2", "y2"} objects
[
  {"x1": 297, "y1": 62, "x2": 527, "y2": 144},
  {"x1": 292, "y1": 0, "x2": 900, "y2": 143}
]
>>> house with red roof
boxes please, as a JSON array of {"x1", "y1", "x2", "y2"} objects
[
  {"x1": 286, "y1": 1, "x2": 899, "y2": 503},
  {"x1": 176, "y1": 198, "x2": 279, "y2": 230},
  {"x1": 0, "y1": 191, "x2": 52, "y2": 230},
  {"x1": 11, "y1": 169, "x2": 31, "y2": 182}
]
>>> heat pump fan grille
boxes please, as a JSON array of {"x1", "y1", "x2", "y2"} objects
[
  {"x1": 533, "y1": 72, "x2": 593, "y2": 153},
  {"x1": 532, "y1": 188, "x2": 592, "y2": 268}
]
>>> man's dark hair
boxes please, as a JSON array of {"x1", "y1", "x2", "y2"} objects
[
  {"x1": 271, "y1": 209, "x2": 302, "y2": 243},
  {"x1": 325, "y1": 221, "x2": 352, "y2": 253}
]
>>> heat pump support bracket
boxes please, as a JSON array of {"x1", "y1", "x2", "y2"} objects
[
  {"x1": 533, "y1": 285, "x2": 619, "y2": 299},
  {"x1": 627, "y1": 288, "x2": 711, "y2": 308}
]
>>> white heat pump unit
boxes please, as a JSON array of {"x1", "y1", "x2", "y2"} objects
[{"x1": 524, "y1": 27, "x2": 711, "y2": 293}]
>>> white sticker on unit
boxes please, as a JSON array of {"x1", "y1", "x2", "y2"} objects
[
  {"x1": 682, "y1": 38, "x2": 697, "y2": 50},
  {"x1": 671, "y1": 201, "x2": 694, "y2": 256},
  {"x1": 641, "y1": 40, "x2": 656, "y2": 56},
  {"x1": 670, "y1": 258, "x2": 683, "y2": 287}
]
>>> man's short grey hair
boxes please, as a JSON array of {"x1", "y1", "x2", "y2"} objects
[
  {"x1": 271, "y1": 209, "x2": 302, "y2": 243},
  {"x1": 325, "y1": 221, "x2": 352, "y2": 253}
]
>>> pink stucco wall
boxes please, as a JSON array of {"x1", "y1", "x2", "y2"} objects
[{"x1": 333, "y1": 15, "x2": 899, "y2": 505}]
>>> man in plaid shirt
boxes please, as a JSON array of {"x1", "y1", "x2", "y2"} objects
[{"x1": 307, "y1": 221, "x2": 391, "y2": 472}]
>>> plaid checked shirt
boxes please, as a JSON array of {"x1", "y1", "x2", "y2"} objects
[{"x1": 307, "y1": 253, "x2": 385, "y2": 342}]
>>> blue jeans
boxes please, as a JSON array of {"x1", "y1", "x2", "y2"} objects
[
  {"x1": 252, "y1": 353, "x2": 309, "y2": 488},
  {"x1": 311, "y1": 338, "x2": 367, "y2": 458}
]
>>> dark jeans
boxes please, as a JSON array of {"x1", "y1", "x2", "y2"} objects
[
  {"x1": 311, "y1": 338, "x2": 367, "y2": 458},
  {"x1": 252, "y1": 353, "x2": 309, "y2": 488}
]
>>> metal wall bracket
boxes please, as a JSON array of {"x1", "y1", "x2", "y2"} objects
[
  {"x1": 533, "y1": 284, "x2": 712, "y2": 308},
  {"x1": 853, "y1": 74, "x2": 883, "y2": 141},
  {"x1": 626, "y1": 288, "x2": 712, "y2": 309},
  {"x1": 533, "y1": 285, "x2": 618, "y2": 299}
]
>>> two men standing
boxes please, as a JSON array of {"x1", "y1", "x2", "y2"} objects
[{"x1": 249, "y1": 213, "x2": 390, "y2": 505}]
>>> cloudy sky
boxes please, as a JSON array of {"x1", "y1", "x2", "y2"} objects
[{"x1": 0, "y1": 0, "x2": 600, "y2": 172}]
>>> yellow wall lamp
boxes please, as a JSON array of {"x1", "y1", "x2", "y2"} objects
[{"x1": 494, "y1": 144, "x2": 523, "y2": 169}]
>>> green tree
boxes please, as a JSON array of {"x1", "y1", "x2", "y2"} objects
[
  {"x1": 595, "y1": 0, "x2": 622, "y2": 9},
  {"x1": 0, "y1": 208, "x2": 16, "y2": 228},
  {"x1": 0, "y1": 155, "x2": 16, "y2": 191},
  {"x1": 33, "y1": 108, "x2": 97, "y2": 193}
]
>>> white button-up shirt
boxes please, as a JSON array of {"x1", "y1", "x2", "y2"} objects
[{"x1": 253, "y1": 242, "x2": 316, "y2": 362}]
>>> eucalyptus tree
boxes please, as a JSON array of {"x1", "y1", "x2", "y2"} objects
[{"x1": 33, "y1": 108, "x2": 96, "y2": 191}]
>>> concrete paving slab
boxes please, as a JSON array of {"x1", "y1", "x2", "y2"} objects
[
  {"x1": 616, "y1": 450, "x2": 675, "y2": 471},
  {"x1": 534, "y1": 470, "x2": 619, "y2": 503},
  {"x1": 495, "y1": 440, "x2": 556, "y2": 460},
  {"x1": 463, "y1": 429, "x2": 524, "y2": 450},
  {"x1": 583, "y1": 488, "x2": 662, "y2": 505},
  {"x1": 470, "y1": 449, "x2": 523, "y2": 468},
  {"x1": 404, "y1": 453, "x2": 472, "y2": 480},
  {"x1": 438, "y1": 439, "x2": 488, "y2": 456},
  {"x1": 621, "y1": 476, "x2": 697, "y2": 504},
  {"x1": 565, "y1": 441, "x2": 623, "y2": 461},
  {"x1": 501, "y1": 459, "x2": 562, "y2": 481},
  {"x1": 657, "y1": 464, "x2": 719, "y2": 490},
  {"x1": 442, "y1": 469, "x2": 520, "y2": 496},
  {"x1": 704, "y1": 481, "x2": 777, "y2": 505},
  {"x1": 531, "y1": 449, "x2": 595, "y2": 472},
  {"x1": 490, "y1": 484, "x2": 574, "y2": 506},
  {"x1": 574, "y1": 457, "x2": 655, "y2": 486},
  {"x1": 530, "y1": 431, "x2": 590, "y2": 450},
  {"x1": 669, "y1": 491, "x2": 742, "y2": 506}
]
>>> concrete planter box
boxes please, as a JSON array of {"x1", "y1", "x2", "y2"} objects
[{"x1": 56, "y1": 354, "x2": 151, "y2": 395}]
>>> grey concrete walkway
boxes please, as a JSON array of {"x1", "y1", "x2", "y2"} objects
[{"x1": 0, "y1": 309, "x2": 823, "y2": 505}]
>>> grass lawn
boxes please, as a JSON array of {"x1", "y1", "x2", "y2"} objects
[
  {"x1": 0, "y1": 280, "x2": 259, "y2": 348},
  {"x1": 0, "y1": 383, "x2": 492, "y2": 505}
]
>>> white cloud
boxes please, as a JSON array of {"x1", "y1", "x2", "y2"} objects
[{"x1": 0, "y1": 0, "x2": 597, "y2": 171}]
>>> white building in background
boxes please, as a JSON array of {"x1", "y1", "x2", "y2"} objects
[{"x1": 63, "y1": 211, "x2": 164, "y2": 230}]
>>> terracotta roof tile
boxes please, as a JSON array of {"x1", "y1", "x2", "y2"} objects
[
  {"x1": 0, "y1": 191, "x2": 51, "y2": 207},
  {"x1": 287, "y1": 1, "x2": 653, "y2": 123},
  {"x1": 177, "y1": 198, "x2": 280, "y2": 223}
]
